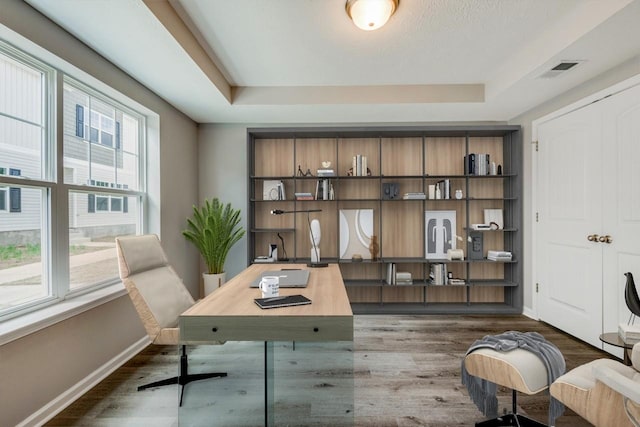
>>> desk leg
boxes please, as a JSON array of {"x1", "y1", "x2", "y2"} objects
[{"x1": 265, "y1": 341, "x2": 274, "y2": 427}]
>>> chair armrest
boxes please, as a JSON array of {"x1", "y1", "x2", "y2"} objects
[{"x1": 593, "y1": 365, "x2": 640, "y2": 403}]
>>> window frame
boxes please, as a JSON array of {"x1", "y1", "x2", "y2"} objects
[{"x1": 0, "y1": 41, "x2": 148, "y2": 322}]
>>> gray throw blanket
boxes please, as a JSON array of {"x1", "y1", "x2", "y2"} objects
[{"x1": 461, "y1": 331, "x2": 566, "y2": 426}]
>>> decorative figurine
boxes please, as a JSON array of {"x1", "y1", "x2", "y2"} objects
[{"x1": 369, "y1": 235, "x2": 379, "y2": 261}]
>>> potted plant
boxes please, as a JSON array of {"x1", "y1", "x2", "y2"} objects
[{"x1": 183, "y1": 198, "x2": 245, "y2": 295}]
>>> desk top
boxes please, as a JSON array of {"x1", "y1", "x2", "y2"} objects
[{"x1": 180, "y1": 263, "x2": 353, "y2": 342}]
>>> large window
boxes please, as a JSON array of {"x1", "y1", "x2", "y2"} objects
[{"x1": 0, "y1": 41, "x2": 147, "y2": 318}]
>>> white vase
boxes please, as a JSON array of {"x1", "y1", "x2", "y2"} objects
[{"x1": 203, "y1": 272, "x2": 226, "y2": 296}]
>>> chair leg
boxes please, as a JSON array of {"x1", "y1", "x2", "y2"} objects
[
  {"x1": 137, "y1": 345, "x2": 227, "y2": 407},
  {"x1": 475, "y1": 390, "x2": 547, "y2": 427},
  {"x1": 475, "y1": 413, "x2": 547, "y2": 426}
]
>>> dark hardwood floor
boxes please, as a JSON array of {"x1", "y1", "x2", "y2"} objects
[{"x1": 46, "y1": 315, "x2": 608, "y2": 426}]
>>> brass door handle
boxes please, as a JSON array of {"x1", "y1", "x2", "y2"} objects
[
  {"x1": 587, "y1": 234, "x2": 600, "y2": 242},
  {"x1": 599, "y1": 235, "x2": 613, "y2": 244}
]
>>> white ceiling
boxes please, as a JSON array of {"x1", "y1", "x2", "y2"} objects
[{"x1": 25, "y1": 0, "x2": 640, "y2": 124}]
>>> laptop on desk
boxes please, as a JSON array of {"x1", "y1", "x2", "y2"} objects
[{"x1": 249, "y1": 269, "x2": 310, "y2": 288}]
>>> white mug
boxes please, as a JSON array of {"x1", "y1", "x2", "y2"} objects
[{"x1": 259, "y1": 276, "x2": 279, "y2": 298}]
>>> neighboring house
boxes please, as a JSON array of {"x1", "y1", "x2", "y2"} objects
[{"x1": 0, "y1": 56, "x2": 137, "y2": 244}]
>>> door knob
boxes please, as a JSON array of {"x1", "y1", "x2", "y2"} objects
[
  {"x1": 599, "y1": 235, "x2": 613, "y2": 244},
  {"x1": 587, "y1": 234, "x2": 600, "y2": 242}
]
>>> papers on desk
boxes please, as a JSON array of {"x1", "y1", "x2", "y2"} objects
[{"x1": 254, "y1": 294, "x2": 311, "y2": 309}]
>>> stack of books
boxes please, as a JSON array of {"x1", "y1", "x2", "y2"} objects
[
  {"x1": 429, "y1": 263, "x2": 448, "y2": 285},
  {"x1": 314, "y1": 179, "x2": 334, "y2": 200},
  {"x1": 436, "y1": 179, "x2": 451, "y2": 199},
  {"x1": 351, "y1": 155, "x2": 368, "y2": 176},
  {"x1": 487, "y1": 250, "x2": 512, "y2": 261},
  {"x1": 295, "y1": 192, "x2": 314, "y2": 200},
  {"x1": 618, "y1": 323, "x2": 640, "y2": 343},
  {"x1": 402, "y1": 192, "x2": 426, "y2": 200},
  {"x1": 317, "y1": 169, "x2": 335, "y2": 177},
  {"x1": 464, "y1": 153, "x2": 491, "y2": 175},
  {"x1": 253, "y1": 256, "x2": 275, "y2": 263},
  {"x1": 386, "y1": 263, "x2": 414, "y2": 285},
  {"x1": 448, "y1": 278, "x2": 466, "y2": 286},
  {"x1": 395, "y1": 271, "x2": 413, "y2": 285}
]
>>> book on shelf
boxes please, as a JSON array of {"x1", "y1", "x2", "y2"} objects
[
  {"x1": 296, "y1": 196, "x2": 314, "y2": 200},
  {"x1": 464, "y1": 153, "x2": 492, "y2": 175},
  {"x1": 448, "y1": 278, "x2": 466, "y2": 286},
  {"x1": 278, "y1": 181, "x2": 286, "y2": 200},
  {"x1": 352, "y1": 154, "x2": 368, "y2": 176},
  {"x1": 436, "y1": 179, "x2": 450, "y2": 199},
  {"x1": 402, "y1": 192, "x2": 426, "y2": 200},
  {"x1": 263, "y1": 180, "x2": 284, "y2": 201},
  {"x1": 395, "y1": 271, "x2": 413, "y2": 286},
  {"x1": 314, "y1": 179, "x2": 334, "y2": 200},
  {"x1": 317, "y1": 169, "x2": 336, "y2": 177},
  {"x1": 294, "y1": 192, "x2": 313, "y2": 197},
  {"x1": 429, "y1": 263, "x2": 448, "y2": 285},
  {"x1": 487, "y1": 250, "x2": 512, "y2": 261}
]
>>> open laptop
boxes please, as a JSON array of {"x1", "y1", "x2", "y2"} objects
[{"x1": 249, "y1": 269, "x2": 310, "y2": 288}]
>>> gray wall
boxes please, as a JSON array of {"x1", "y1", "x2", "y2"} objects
[
  {"x1": 510, "y1": 54, "x2": 640, "y2": 315},
  {"x1": 198, "y1": 125, "x2": 248, "y2": 279},
  {"x1": 0, "y1": 1, "x2": 199, "y2": 425}
]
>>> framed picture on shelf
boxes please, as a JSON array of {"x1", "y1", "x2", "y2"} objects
[
  {"x1": 425, "y1": 210, "x2": 456, "y2": 260},
  {"x1": 339, "y1": 209, "x2": 373, "y2": 260}
]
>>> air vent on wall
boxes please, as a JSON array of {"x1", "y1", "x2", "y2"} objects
[{"x1": 537, "y1": 60, "x2": 585, "y2": 79}]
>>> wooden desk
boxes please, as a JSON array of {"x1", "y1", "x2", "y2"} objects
[
  {"x1": 179, "y1": 264, "x2": 354, "y2": 426},
  {"x1": 180, "y1": 263, "x2": 353, "y2": 343}
]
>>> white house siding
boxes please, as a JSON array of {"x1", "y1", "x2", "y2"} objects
[
  {"x1": 0, "y1": 143, "x2": 42, "y2": 234},
  {"x1": 0, "y1": 52, "x2": 42, "y2": 132}
]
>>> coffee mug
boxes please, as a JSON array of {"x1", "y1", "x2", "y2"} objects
[{"x1": 259, "y1": 276, "x2": 279, "y2": 298}]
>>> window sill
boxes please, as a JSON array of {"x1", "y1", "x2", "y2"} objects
[{"x1": 0, "y1": 283, "x2": 127, "y2": 346}]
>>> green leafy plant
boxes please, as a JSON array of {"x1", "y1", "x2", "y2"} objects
[{"x1": 182, "y1": 198, "x2": 245, "y2": 274}]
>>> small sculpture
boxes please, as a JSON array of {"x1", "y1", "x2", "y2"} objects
[
  {"x1": 310, "y1": 219, "x2": 322, "y2": 263},
  {"x1": 322, "y1": 161, "x2": 331, "y2": 168},
  {"x1": 369, "y1": 235, "x2": 379, "y2": 261}
]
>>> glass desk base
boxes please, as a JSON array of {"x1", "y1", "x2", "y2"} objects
[{"x1": 178, "y1": 341, "x2": 354, "y2": 426}]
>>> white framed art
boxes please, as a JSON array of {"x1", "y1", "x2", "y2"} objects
[
  {"x1": 339, "y1": 209, "x2": 373, "y2": 259},
  {"x1": 425, "y1": 210, "x2": 456, "y2": 260}
]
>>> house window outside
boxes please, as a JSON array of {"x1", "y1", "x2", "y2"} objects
[
  {"x1": 0, "y1": 188, "x2": 6, "y2": 211},
  {"x1": 0, "y1": 43, "x2": 49, "y2": 315},
  {"x1": 0, "y1": 41, "x2": 148, "y2": 318},
  {"x1": 64, "y1": 79, "x2": 144, "y2": 292}
]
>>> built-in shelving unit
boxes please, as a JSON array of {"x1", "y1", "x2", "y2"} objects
[{"x1": 247, "y1": 126, "x2": 522, "y2": 314}]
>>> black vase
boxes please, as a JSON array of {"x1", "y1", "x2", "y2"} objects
[{"x1": 624, "y1": 272, "x2": 640, "y2": 321}]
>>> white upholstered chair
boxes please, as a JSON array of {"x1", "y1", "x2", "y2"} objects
[
  {"x1": 115, "y1": 234, "x2": 226, "y2": 405},
  {"x1": 551, "y1": 341, "x2": 640, "y2": 426}
]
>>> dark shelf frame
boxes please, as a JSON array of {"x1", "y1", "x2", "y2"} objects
[{"x1": 247, "y1": 125, "x2": 523, "y2": 315}]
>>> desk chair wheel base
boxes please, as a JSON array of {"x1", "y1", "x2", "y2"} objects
[
  {"x1": 476, "y1": 412, "x2": 547, "y2": 427},
  {"x1": 475, "y1": 389, "x2": 547, "y2": 427},
  {"x1": 137, "y1": 345, "x2": 227, "y2": 406}
]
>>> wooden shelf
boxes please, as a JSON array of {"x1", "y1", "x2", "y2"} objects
[{"x1": 247, "y1": 126, "x2": 523, "y2": 314}]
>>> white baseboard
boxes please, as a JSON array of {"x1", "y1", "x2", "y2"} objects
[
  {"x1": 522, "y1": 306, "x2": 537, "y2": 320},
  {"x1": 18, "y1": 336, "x2": 150, "y2": 427}
]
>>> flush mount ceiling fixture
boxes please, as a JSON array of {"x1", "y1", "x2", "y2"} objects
[{"x1": 346, "y1": 0, "x2": 399, "y2": 31}]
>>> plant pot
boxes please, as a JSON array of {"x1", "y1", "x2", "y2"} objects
[{"x1": 203, "y1": 272, "x2": 226, "y2": 296}]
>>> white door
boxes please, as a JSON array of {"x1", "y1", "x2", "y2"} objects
[
  {"x1": 601, "y1": 85, "x2": 640, "y2": 347},
  {"x1": 536, "y1": 102, "x2": 604, "y2": 348}
]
